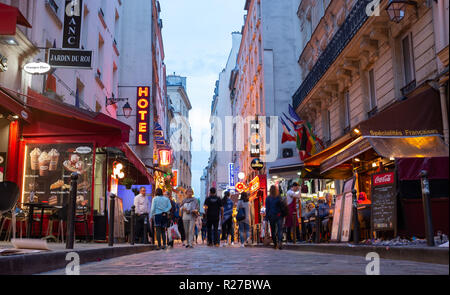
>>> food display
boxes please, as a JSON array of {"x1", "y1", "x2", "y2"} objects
[{"x1": 23, "y1": 143, "x2": 93, "y2": 208}]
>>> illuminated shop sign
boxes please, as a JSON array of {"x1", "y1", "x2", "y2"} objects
[
  {"x1": 63, "y1": 0, "x2": 83, "y2": 49},
  {"x1": 136, "y1": 86, "x2": 150, "y2": 146},
  {"x1": 159, "y1": 149, "x2": 171, "y2": 166},
  {"x1": 228, "y1": 163, "x2": 235, "y2": 188},
  {"x1": 250, "y1": 118, "x2": 260, "y2": 157}
]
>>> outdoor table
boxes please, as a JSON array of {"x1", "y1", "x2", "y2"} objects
[{"x1": 22, "y1": 203, "x2": 62, "y2": 239}]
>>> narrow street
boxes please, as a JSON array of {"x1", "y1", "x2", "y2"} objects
[{"x1": 41, "y1": 244, "x2": 448, "y2": 275}]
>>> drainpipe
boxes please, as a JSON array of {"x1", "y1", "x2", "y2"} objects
[{"x1": 439, "y1": 83, "x2": 449, "y2": 144}]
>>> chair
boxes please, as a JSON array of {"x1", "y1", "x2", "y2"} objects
[{"x1": 0, "y1": 182, "x2": 20, "y2": 240}]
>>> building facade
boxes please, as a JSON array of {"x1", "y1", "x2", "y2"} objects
[
  {"x1": 293, "y1": 0, "x2": 449, "y2": 237},
  {"x1": 167, "y1": 74, "x2": 192, "y2": 191}
]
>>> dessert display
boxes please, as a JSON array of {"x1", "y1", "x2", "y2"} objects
[
  {"x1": 30, "y1": 148, "x2": 41, "y2": 170},
  {"x1": 63, "y1": 154, "x2": 87, "y2": 174},
  {"x1": 38, "y1": 151, "x2": 50, "y2": 177},
  {"x1": 50, "y1": 179, "x2": 64, "y2": 190},
  {"x1": 49, "y1": 149, "x2": 60, "y2": 171}
]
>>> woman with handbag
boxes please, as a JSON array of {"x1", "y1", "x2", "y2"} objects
[
  {"x1": 150, "y1": 188, "x2": 172, "y2": 250},
  {"x1": 180, "y1": 187, "x2": 199, "y2": 248},
  {"x1": 236, "y1": 192, "x2": 250, "y2": 247},
  {"x1": 265, "y1": 185, "x2": 284, "y2": 249}
]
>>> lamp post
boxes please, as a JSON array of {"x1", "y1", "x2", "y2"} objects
[{"x1": 386, "y1": 0, "x2": 418, "y2": 23}]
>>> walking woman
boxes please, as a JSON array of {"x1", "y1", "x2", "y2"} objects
[
  {"x1": 180, "y1": 188, "x2": 199, "y2": 248},
  {"x1": 150, "y1": 188, "x2": 172, "y2": 250},
  {"x1": 237, "y1": 192, "x2": 251, "y2": 247},
  {"x1": 265, "y1": 185, "x2": 283, "y2": 249}
]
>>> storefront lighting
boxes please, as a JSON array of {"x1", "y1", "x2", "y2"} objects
[
  {"x1": 159, "y1": 149, "x2": 172, "y2": 166},
  {"x1": 389, "y1": 157, "x2": 395, "y2": 161},
  {"x1": 386, "y1": 0, "x2": 417, "y2": 23},
  {"x1": 122, "y1": 102, "x2": 132, "y2": 119},
  {"x1": 112, "y1": 161, "x2": 125, "y2": 179},
  {"x1": 353, "y1": 128, "x2": 361, "y2": 135},
  {"x1": 354, "y1": 158, "x2": 361, "y2": 162},
  {"x1": 0, "y1": 37, "x2": 18, "y2": 46},
  {"x1": 372, "y1": 162, "x2": 378, "y2": 168},
  {"x1": 272, "y1": 175, "x2": 278, "y2": 179},
  {"x1": 297, "y1": 172, "x2": 301, "y2": 176},
  {"x1": 238, "y1": 172, "x2": 245, "y2": 180}
]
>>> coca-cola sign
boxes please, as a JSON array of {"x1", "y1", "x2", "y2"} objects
[{"x1": 373, "y1": 172, "x2": 394, "y2": 186}]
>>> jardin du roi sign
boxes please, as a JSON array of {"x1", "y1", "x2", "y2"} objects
[{"x1": 48, "y1": 48, "x2": 92, "y2": 69}]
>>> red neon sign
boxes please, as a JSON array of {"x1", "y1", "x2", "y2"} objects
[
  {"x1": 159, "y1": 149, "x2": 171, "y2": 166},
  {"x1": 136, "y1": 86, "x2": 150, "y2": 145}
]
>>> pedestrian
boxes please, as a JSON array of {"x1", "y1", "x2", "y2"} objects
[
  {"x1": 236, "y1": 191, "x2": 251, "y2": 247},
  {"x1": 150, "y1": 188, "x2": 172, "y2": 250},
  {"x1": 133, "y1": 186, "x2": 150, "y2": 244},
  {"x1": 204, "y1": 187, "x2": 223, "y2": 247},
  {"x1": 265, "y1": 185, "x2": 284, "y2": 249},
  {"x1": 285, "y1": 182, "x2": 301, "y2": 243},
  {"x1": 180, "y1": 187, "x2": 199, "y2": 248},
  {"x1": 167, "y1": 191, "x2": 178, "y2": 248},
  {"x1": 221, "y1": 191, "x2": 234, "y2": 246},
  {"x1": 201, "y1": 215, "x2": 207, "y2": 244}
]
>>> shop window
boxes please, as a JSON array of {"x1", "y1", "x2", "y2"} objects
[{"x1": 22, "y1": 143, "x2": 94, "y2": 209}]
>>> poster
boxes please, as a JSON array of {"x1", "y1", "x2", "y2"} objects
[
  {"x1": 330, "y1": 194, "x2": 343, "y2": 242},
  {"x1": 23, "y1": 143, "x2": 93, "y2": 208},
  {"x1": 340, "y1": 192, "x2": 354, "y2": 242}
]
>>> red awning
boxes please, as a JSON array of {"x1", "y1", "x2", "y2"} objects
[
  {"x1": 397, "y1": 157, "x2": 449, "y2": 181},
  {"x1": 0, "y1": 3, "x2": 32, "y2": 35},
  {"x1": 23, "y1": 88, "x2": 130, "y2": 147},
  {"x1": 119, "y1": 143, "x2": 153, "y2": 184},
  {"x1": 0, "y1": 87, "x2": 32, "y2": 123}
]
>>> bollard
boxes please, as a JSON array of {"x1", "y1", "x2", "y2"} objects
[
  {"x1": 130, "y1": 205, "x2": 135, "y2": 245},
  {"x1": 108, "y1": 194, "x2": 115, "y2": 247},
  {"x1": 420, "y1": 170, "x2": 435, "y2": 246},
  {"x1": 143, "y1": 213, "x2": 149, "y2": 244},
  {"x1": 315, "y1": 203, "x2": 320, "y2": 243},
  {"x1": 66, "y1": 173, "x2": 78, "y2": 249},
  {"x1": 352, "y1": 189, "x2": 360, "y2": 244}
]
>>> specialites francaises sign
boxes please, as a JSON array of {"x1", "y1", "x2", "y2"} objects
[{"x1": 48, "y1": 48, "x2": 92, "y2": 69}]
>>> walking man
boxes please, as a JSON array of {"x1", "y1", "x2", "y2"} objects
[
  {"x1": 134, "y1": 187, "x2": 150, "y2": 244},
  {"x1": 204, "y1": 187, "x2": 223, "y2": 247}
]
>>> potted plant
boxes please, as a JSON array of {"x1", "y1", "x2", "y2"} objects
[{"x1": 121, "y1": 177, "x2": 135, "y2": 190}]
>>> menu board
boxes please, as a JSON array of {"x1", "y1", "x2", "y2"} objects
[
  {"x1": 371, "y1": 171, "x2": 396, "y2": 232},
  {"x1": 23, "y1": 143, "x2": 93, "y2": 209},
  {"x1": 340, "y1": 192, "x2": 354, "y2": 242},
  {"x1": 330, "y1": 194, "x2": 343, "y2": 242}
]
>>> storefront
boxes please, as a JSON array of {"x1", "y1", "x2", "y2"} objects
[
  {"x1": 1, "y1": 88, "x2": 143, "y2": 241},
  {"x1": 310, "y1": 85, "x2": 449, "y2": 239}
]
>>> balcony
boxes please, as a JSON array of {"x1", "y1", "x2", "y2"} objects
[
  {"x1": 293, "y1": 0, "x2": 373, "y2": 110},
  {"x1": 45, "y1": 0, "x2": 62, "y2": 29}
]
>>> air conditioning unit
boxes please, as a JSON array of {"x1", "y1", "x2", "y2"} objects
[{"x1": 282, "y1": 148, "x2": 293, "y2": 158}]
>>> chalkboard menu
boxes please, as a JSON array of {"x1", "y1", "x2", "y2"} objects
[
  {"x1": 371, "y1": 171, "x2": 397, "y2": 232},
  {"x1": 340, "y1": 192, "x2": 354, "y2": 242}
]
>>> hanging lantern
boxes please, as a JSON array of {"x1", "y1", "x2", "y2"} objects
[
  {"x1": 159, "y1": 149, "x2": 171, "y2": 166},
  {"x1": 386, "y1": 0, "x2": 417, "y2": 23}
]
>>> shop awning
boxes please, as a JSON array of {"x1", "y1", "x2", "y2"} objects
[
  {"x1": 357, "y1": 86, "x2": 448, "y2": 158},
  {"x1": 23, "y1": 89, "x2": 131, "y2": 147},
  {"x1": 320, "y1": 137, "x2": 373, "y2": 175},
  {"x1": 397, "y1": 157, "x2": 449, "y2": 181},
  {"x1": 0, "y1": 87, "x2": 32, "y2": 123},
  {"x1": 119, "y1": 143, "x2": 153, "y2": 184},
  {"x1": 0, "y1": 3, "x2": 32, "y2": 35}
]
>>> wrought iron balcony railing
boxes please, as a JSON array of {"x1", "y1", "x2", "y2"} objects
[{"x1": 293, "y1": 0, "x2": 376, "y2": 110}]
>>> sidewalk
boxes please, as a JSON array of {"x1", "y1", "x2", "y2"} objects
[
  {"x1": 247, "y1": 242, "x2": 449, "y2": 265},
  {"x1": 0, "y1": 241, "x2": 156, "y2": 275}
]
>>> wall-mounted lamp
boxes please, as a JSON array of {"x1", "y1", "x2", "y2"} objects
[
  {"x1": 106, "y1": 97, "x2": 132, "y2": 118},
  {"x1": 386, "y1": 0, "x2": 418, "y2": 23}
]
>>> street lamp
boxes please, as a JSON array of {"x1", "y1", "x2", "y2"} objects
[
  {"x1": 106, "y1": 96, "x2": 133, "y2": 119},
  {"x1": 386, "y1": 0, "x2": 417, "y2": 23}
]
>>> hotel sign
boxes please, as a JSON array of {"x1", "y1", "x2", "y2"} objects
[
  {"x1": 63, "y1": 0, "x2": 83, "y2": 48},
  {"x1": 48, "y1": 48, "x2": 92, "y2": 69},
  {"x1": 136, "y1": 87, "x2": 150, "y2": 146}
]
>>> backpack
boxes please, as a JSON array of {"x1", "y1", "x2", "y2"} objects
[{"x1": 236, "y1": 202, "x2": 246, "y2": 222}]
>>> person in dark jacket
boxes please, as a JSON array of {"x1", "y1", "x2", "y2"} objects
[{"x1": 265, "y1": 185, "x2": 284, "y2": 249}]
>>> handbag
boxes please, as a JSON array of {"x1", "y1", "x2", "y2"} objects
[{"x1": 236, "y1": 207, "x2": 245, "y2": 222}]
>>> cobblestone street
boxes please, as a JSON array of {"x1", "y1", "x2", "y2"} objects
[{"x1": 41, "y1": 244, "x2": 449, "y2": 275}]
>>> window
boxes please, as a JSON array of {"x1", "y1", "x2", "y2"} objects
[
  {"x1": 401, "y1": 34, "x2": 415, "y2": 86},
  {"x1": 368, "y1": 69, "x2": 377, "y2": 110},
  {"x1": 343, "y1": 91, "x2": 350, "y2": 130}
]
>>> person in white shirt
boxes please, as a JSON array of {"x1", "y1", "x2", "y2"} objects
[
  {"x1": 134, "y1": 187, "x2": 150, "y2": 243},
  {"x1": 285, "y1": 182, "x2": 301, "y2": 243}
]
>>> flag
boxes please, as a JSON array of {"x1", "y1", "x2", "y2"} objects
[
  {"x1": 289, "y1": 104, "x2": 302, "y2": 122},
  {"x1": 280, "y1": 117, "x2": 296, "y2": 143},
  {"x1": 75, "y1": 88, "x2": 80, "y2": 108}
]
